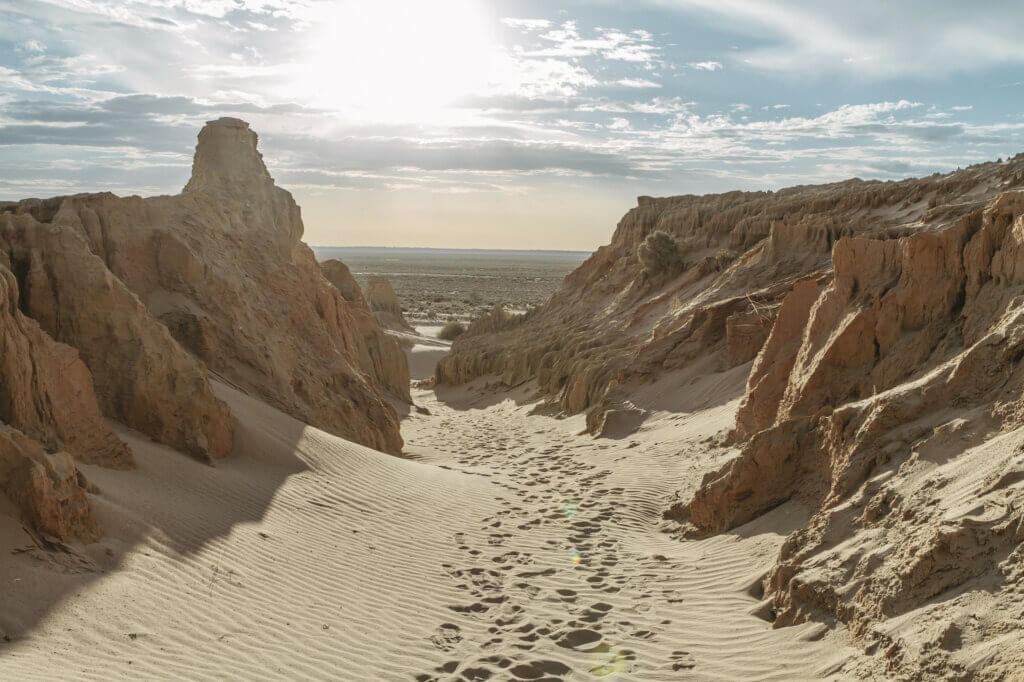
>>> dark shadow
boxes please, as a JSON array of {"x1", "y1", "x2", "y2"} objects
[{"x1": 0, "y1": 380, "x2": 309, "y2": 642}]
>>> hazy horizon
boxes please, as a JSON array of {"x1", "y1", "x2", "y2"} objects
[
  {"x1": 3, "y1": 1, "x2": 1024, "y2": 249},
  {"x1": 310, "y1": 244, "x2": 592, "y2": 254}
]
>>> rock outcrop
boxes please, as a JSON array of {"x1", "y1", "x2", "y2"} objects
[
  {"x1": 365, "y1": 275, "x2": 414, "y2": 333},
  {"x1": 321, "y1": 259, "x2": 369, "y2": 307},
  {"x1": 1, "y1": 117, "x2": 408, "y2": 456},
  {"x1": 437, "y1": 172, "x2": 989, "y2": 425},
  {"x1": 440, "y1": 155, "x2": 1024, "y2": 677},
  {"x1": 0, "y1": 212, "x2": 233, "y2": 461},
  {"x1": 669, "y1": 192, "x2": 1024, "y2": 677},
  {"x1": 0, "y1": 117, "x2": 412, "y2": 540},
  {"x1": 0, "y1": 262, "x2": 121, "y2": 541},
  {"x1": 0, "y1": 261, "x2": 131, "y2": 469}
]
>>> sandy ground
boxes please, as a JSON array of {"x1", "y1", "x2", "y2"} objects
[{"x1": 0, "y1": 337, "x2": 868, "y2": 680}]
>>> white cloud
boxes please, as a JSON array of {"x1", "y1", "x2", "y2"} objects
[
  {"x1": 579, "y1": 96, "x2": 694, "y2": 114},
  {"x1": 617, "y1": 78, "x2": 661, "y2": 88},
  {"x1": 501, "y1": 18, "x2": 552, "y2": 31},
  {"x1": 520, "y1": 22, "x2": 662, "y2": 65},
  {"x1": 688, "y1": 60, "x2": 723, "y2": 71},
  {"x1": 658, "y1": 0, "x2": 1024, "y2": 77}
]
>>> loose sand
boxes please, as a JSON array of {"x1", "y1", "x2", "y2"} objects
[{"x1": 0, "y1": 339, "x2": 869, "y2": 680}]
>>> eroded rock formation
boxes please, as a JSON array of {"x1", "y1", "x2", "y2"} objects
[
  {"x1": 671, "y1": 191, "x2": 1024, "y2": 677},
  {"x1": 0, "y1": 263, "x2": 121, "y2": 542},
  {"x1": 2, "y1": 117, "x2": 408, "y2": 457},
  {"x1": 365, "y1": 275, "x2": 414, "y2": 333},
  {"x1": 440, "y1": 156, "x2": 1024, "y2": 677},
  {"x1": 321, "y1": 259, "x2": 369, "y2": 307},
  {"x1": 0, "y1": 117, "x2": 411, "y2": 540}
]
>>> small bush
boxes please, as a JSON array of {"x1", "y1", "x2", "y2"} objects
[
  {"x1": 637, "y1": 230, "x2": 682, "y2": 275},
  {"x1": 439, "y1": 321, "x2": 466, "y2": 341}
]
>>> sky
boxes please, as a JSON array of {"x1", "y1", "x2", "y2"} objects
[{"x1": 1, "y1": 1, "x2": 1024, "y2": 250}]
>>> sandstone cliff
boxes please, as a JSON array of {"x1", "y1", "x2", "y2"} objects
[
  {"x1": 1, "y1": 118, "x2": 408, "y2": 457},
  {"x1": 0, "y1": 117, "x2": 411, "y2": 541},
  {"x1": 0, "y1": 262, "x2": 124, "y2": 542},
  {"x1": 439, "y1": 156, "x2": 1024, "y2": 677}
]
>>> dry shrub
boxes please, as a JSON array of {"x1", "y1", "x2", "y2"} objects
[
  {"x1": 439, "y1": 321, "x2": 466, "y2": 341},
  {"x1": 637, "y1": 230, "x2": 682, "y2": 275}
]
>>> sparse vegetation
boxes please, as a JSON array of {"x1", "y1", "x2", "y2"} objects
[
  {"x1": 637, "y1": 230, "x2": 683, "y2": 275},
  {"x1": 439, "y1": 321, "x2": 466, "y2": 341}
]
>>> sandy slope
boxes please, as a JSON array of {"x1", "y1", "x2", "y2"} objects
[{"x1": 1, "y1": 348, "x2": 872, "y2": 679}]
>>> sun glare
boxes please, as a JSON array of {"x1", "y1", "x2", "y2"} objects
[{"x1": 298, "y1": 0, "x2": 496, "y2": 123}]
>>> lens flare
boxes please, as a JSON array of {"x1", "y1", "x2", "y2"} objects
[{"x1": 589, "y1": 643, "x2": 634, "y2": 677}]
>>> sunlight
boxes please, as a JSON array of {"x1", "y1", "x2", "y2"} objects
[{"x1": 296, "y1": 0, "x2": 497, "y2": 123}]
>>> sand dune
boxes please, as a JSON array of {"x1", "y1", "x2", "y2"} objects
[{"x1": 1, "y1": 351, "x2": 869, "y2": 679}]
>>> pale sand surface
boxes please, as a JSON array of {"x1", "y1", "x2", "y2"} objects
[
  {"x1": 0, "y1": 340, "x2": 863, "y2": 680},
  {"x1": 389, "y1": 327, "x2": 451, "y2": 381}
]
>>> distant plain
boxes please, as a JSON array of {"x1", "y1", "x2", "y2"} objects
[{"x1": 313, "y1": 246, "x2": 590, "y2": 324}]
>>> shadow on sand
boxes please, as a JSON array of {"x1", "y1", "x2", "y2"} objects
[{"x1": 0, "y1": 381, "x2": 309, "y2": 641}]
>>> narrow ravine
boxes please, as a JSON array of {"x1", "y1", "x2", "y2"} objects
[{"x1": 400, "y1": 379, "x2": 870, "y2": 681}]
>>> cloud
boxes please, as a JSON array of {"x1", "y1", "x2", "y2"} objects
[
  {"x1": 616, "y1": 78, "x2": 661, "y2": 88},
  {"x1": 658, "y1": 0, "x2": 1024, "y2": 77},
  {"x1": 2, "y1": 1, "x2": 1021, "y2": 219},
  {"x1": 501, "y1": 18, "x2": 552, "y2": 31},
  {"x1": 517, "y1": 22, "x2": 662, "y2": 65},
  {"x1": 579, "y1": 96, "x2": 694, "y2": 114},
  {"x1": 687, "y1": 60, "x2": 722, "y2": 71}
]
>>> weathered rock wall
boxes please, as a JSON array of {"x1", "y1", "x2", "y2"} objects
[
  {"x1": 1, "y1": 118, "x2": 408, "y2": 457},
  {"x1": 670, "y1": 190, "x2": 1024, "y2": 678},
  {"x1": 0, "y1": 117, "x2": 412, "y2": 540},
  {"x1": 439, "y1": 155, "x2": 1024, "y2": 677},
  {"x1": 439, "y1": 163, "x2": 1022, "y2": 431}
]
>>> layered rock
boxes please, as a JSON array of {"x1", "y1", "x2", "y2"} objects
[
  {"x1": 321, "y1": 259, "x2": 369, "y2": 307},
  {"x1": 0, "y1": 262, "x2": 123, "y2": 541},
  {"x1": 440, "y1": 155, "x2": 1024, "y2": 676},
  {"x1": 2, "y1": 117, "x2": 409, "y2": 455},
  {"x1": 0, "y1": 116, "x2": 412, "y2": 541},
  {"x1": 438, "y1": 169, "x2": 1008, "y2": 429},
  {"x1": 0, "y1": 261, "x2": 131, "y2": 468},
  {"x1": 668, "y1": 193, "x2": 1024, "y2": 678},
  {"x1": 0, "y1": 212, "x2": 233, "y2": 461},
  {"x1": 1, "y1": 426, "x2": 99, "y2": 543}
]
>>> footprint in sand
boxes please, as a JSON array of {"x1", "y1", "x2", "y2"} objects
[
  {"x1": 429, "y1": 623, "x2": 463, "y2": 651},
  {"x1": 670, "y1": 649, "x2": 697, "y2": 671}
]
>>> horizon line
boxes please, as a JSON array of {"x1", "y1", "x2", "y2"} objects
[{"x1": 310, "y1": 244, "x2": 595, "y2": 254}]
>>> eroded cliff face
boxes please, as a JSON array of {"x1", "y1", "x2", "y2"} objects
[
  {"x1": 0, "y1": 264, "x2": 124, "y2": 542},
  {"x1": 1, "y1": 117, "x2": 408, "y2": 457},
  {"x1": 671, "y1": 192, "x2": 1024, "y2": 677},
  {"x1": 0, "y1": 117, "x2": 410, "y2": 540},
  {"x1": 439, "y1": 166, "x2": 1013, "y2": 422},
  {"x1": 440, "y1": 157, "x2": 1024, "y2": 677}
]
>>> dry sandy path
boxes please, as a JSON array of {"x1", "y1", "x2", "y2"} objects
[
  {"x1": 0, "y1": 371, "x2": 866, "y2": 680},
  {"x1": 401, "y1": 380, "x2": 861, "y2": 681}
]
